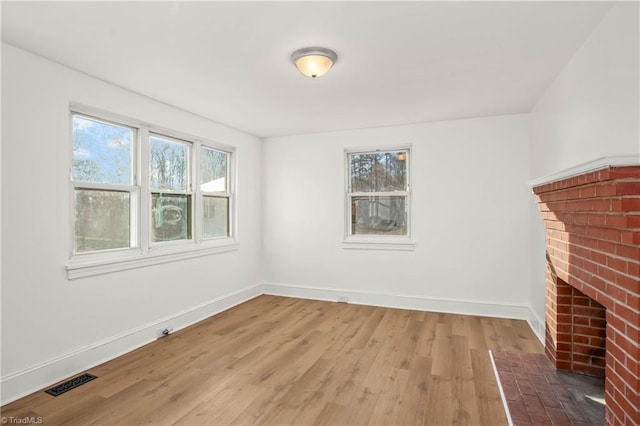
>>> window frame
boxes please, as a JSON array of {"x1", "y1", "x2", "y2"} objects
[
  {"x1": 67, "y1": 104, "x2": 237, "y2": 279},
  {"x1": 70, "y1": 114, "x2": 139, "y2": 255},
  {"x1": 343, "y1": 145, "x2": 415, "y2": 251},
  {"x1": 199, "y1": 144, "x2": 232, "y2": 241},
  {"x1": 148, "y1": 132, "x2": 194, "y2": 247}
]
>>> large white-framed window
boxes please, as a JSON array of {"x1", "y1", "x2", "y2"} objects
[
  {"x1": 343, "y1": 145, "x2": 415, "y2": 251},
  {"x1": 68, "y1": 104, "x2": 237, "y2": 279}
]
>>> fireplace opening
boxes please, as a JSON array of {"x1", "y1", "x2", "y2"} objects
[
  {"x1": 555, "y1": 278, "x2": 607, "y2": 378},
  {"x1": 551, "y1": 279, "x2": 608, "y2": 425},
  {"x1": 558, "y1": 370, "x2": 606, "y2": 424}
]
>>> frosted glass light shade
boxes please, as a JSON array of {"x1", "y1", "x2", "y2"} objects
[{"x1": 291, "y1": 47, "x2": 338, "y2": 79}]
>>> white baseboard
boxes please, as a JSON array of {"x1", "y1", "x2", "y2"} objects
[
  {"x1": 262, "y1": 282, "x2": 533, "y2": 321},
  {"x1": 0, "y1": 284, "x2": 263, "y2": 406},
  {"x1": 526, "y1": 307, "x2": 546, "y2": 344},
  {"x1": 1, "y1": 282, "x2": 544, "y2": 406}
]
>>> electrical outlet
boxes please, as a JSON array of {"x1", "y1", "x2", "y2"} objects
[
  {"x1": 156, "y1": 326, "x2": 174, "y2": 338},
  {"x1": 337, "y1": 295, "x2": 349, "y2": 303}
]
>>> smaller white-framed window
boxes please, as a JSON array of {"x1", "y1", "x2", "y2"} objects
[{"x1": 343, "y1": 146, "x2": 415, "y2": 251}]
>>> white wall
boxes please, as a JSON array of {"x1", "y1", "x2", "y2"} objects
[
  {"x1": 529, "y1": 2, "x2": 640, "y2": 330},
  {"x1": 530, "y1": 2, "x2": 639, "y2": 179},
  {"x1": 263, "y1": 114, "x2": 532, "y2": 317},
  {"x1": 1, "y1": 44, "x2": 263, "y2": 403}
]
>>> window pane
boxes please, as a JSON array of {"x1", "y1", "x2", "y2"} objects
[
  {"x1": 74, "y1": 189, "x2": 130, "y2": 252},
  {"x1": 351, "y1": 196, "x2": 407, "y2": 235},
  {"x1": 201, "y1": 147, "x2": 228, "y2": 192},
  {"x1": 350, "y1": 151, "x2": 407, "y2": 192},
  {"x1": 203, "y1": 196, "x2": 229, "y2": 239},
  {"x1": 72, "y1": 115, "x2": 133, "y2": 185},
  {"x1": 149, "y1": 136, "x2": 189, "y2": 191},
  {"x1": 151, "y1": 193, "x2": 192, "y2": 242}
]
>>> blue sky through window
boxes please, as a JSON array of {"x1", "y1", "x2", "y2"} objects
[{"x1": 72, "y1": 115, "x2": 132, "y2": 185}]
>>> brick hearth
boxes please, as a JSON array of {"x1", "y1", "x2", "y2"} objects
[{"x1": 533, "y1": 165, "x2": 640, "y2": 425}]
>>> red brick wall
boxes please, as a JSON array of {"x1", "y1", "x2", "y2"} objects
[
  {"x1": 533, "y1": 165, "x2": 640, "y2": 426},
  {"x1": 554, "y1": 278, "x2": 607, "y2": 376}
]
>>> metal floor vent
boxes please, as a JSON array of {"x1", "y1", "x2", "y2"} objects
[{"x1": 45, "y1": 373, "x2": 97, "y2": 397}]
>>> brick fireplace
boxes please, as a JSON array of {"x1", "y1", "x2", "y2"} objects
[{"x1": 533, "y1": 165, "x2": 640, "y2": 425}]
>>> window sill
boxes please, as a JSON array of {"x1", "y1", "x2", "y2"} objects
[
  {"x1": 66, "y1": 240, "x2": 239, "y2": 280},
  {"x1": 341, "y1": 237, "x2": 415, "y2": 251}
]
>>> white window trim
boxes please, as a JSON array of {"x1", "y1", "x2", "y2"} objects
[
  {"x1": 66, "y1": 241, "x2": 239, "y2": 279},
  {"x1": 67, "y1": 103, "x2": 238, "y2": 279},
  {"x1": 342, "y1": 145, "x2": 415, "y2": 251}
]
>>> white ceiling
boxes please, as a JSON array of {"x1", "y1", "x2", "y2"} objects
[{"x1": 2, "y1": 1, "x2": 613, "y2": 138}]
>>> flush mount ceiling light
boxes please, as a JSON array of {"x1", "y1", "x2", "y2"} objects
[{"x1": 291, "y1": 47, "x2": 338, "y2": 79}]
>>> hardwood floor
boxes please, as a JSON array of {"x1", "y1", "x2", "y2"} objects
[{"x1": 1, "y1": 295, "x2": 543, "y2": 425}]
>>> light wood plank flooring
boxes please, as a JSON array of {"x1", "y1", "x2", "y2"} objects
[{"x1": 1, "y1": 295, "x2": 544, "y2": 425}]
